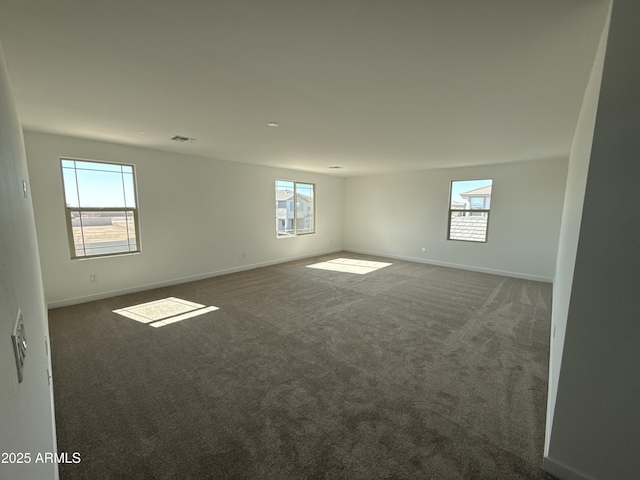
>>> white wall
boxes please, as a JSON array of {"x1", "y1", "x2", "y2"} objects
[
  {"x1": 25, "y1": 131, "x2": 344, "y2": 307},
  {"x1": 0, "y1": 44, "x2": 58, "y2": 480},
  {"x1": 544, "y1": 4, "x2": 610, "y2": 462},
  {"x1": 545, "y1": 0, "x2": 640, "y2": 478},
  {"x1": 344, "y1": 158, "x2": 568, "y2": 281}
]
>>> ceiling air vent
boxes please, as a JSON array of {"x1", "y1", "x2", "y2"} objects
[{"x1": 170, "y1": 135, "x2": 197, "y2": 143}]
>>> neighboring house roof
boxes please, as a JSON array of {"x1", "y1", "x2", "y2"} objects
[
  {"x1": 449, "y1": 216, "x2": 488, "y2": 242},
  {"x1": 276, "y1": 190, "x2": 294, "y2": 201},
  {"x1": 460, "y1": 185, "x2": 492, "y2": 197},
  {"x1": 451, "y1": 201, "x2": 466, "y2": 209},
  {"x1": 276, "y1": 190, "x2": 313, "y2": 202}
]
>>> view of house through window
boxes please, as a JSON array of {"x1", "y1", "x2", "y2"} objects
[
  {"x1": 448, "y1": 179, "x2": 493, "y2": 242},
  {"x1": 61, "y1": 158, "x2": 140, "y2": 258},
  {"x1": 275, "y1": 180, "x2": 315, "y2": 236}
]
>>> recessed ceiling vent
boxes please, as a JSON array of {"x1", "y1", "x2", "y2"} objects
[{"x1": 170, "y1": 135, "x2": 197, "y2": 143}]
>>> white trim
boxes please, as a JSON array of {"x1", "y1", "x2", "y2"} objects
[
  {"x1": 47, "y1": 247, "x2": 552, "y2": 308},
  {"x1": 43, "y1": 307, "x2": 60, "y2": 480},
  {"x1": 344, "y1": 248, "x2": 553, "y2": 283},
  {"x1": 46, "y1": 248, "x2": 343, "y2": 308},
  {"x1": 543, "y1": 456, "x2": 597, "y2": 480}
]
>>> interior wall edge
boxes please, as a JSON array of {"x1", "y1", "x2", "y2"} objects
[
  {"x1": 544, "y1": 2, "x2": 612, "y2": 459},
  {"x1": 0, "y1": 41, "x2": 59, "y2": 480}
]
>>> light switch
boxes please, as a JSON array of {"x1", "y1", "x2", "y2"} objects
[{"x1": 11, "y1": 309, "x2": 27, "y2": 383}]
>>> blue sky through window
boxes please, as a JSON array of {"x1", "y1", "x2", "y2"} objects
[
  {"x1": 62, "y1": 159, "x2": 136, "y2": 208},
  {"x1": 450, "y1": 179, "x2": 492, "y2": 205}
]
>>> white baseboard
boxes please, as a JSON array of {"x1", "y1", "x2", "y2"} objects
[
  {"x1": 47, "y1": 248, "x2": 343, "y2": 309},
  {"x1": 343, "y1": 248, "x2": 553, "y2": 283},
  {"x1": 47, "y1": 247, "x2": 552, "y2": 308},
  {"x1": 543, "y1": 456, "x2": 596, "y2": 480}
]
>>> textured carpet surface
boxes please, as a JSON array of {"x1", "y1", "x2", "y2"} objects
[{"x1": 49, "y1": 253, "x2": 554, "y2": 479}]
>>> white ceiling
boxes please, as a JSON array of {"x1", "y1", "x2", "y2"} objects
[{"x1": 0, "y1": 0, "x2": 609, "y2": 177}]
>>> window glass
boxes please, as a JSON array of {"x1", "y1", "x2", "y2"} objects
[
  {"x1": 76, "y1": 168, "x2": 129, "y2": 208},
  {"x1": 275, "y1": 180, "x2": 315, "y2": 237},
  {"x1": 469, "y1": 197, "x2": 484, "y2": 209},
  {"x1": 61, "y1": 158, "x2": 140, "y2": 258},
  {"x1": 448, "y1": 179, "x2": 492, "y2": 242}
]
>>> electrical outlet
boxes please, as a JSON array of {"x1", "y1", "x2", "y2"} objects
[
  {"x1": 90, "y1": 274, "x2": 97, "y2": 283},
  {"x1": 421, "y1": 247, "x2": 426, "y2": 253},
  {"x1": 242, "y1": 252, "x2": 246, "y2": 259}
]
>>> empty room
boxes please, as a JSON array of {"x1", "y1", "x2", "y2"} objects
[{"x1": 1, "y1": 1, "x2": 638, "y2": 479}]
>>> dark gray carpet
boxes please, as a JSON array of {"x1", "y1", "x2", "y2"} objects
[{"x1": 49, "y1": 253, "x2": 555, "y2": 479}]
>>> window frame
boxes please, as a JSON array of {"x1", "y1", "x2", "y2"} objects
[
  {"x1": 447, "y1": 179, "x2": 493, "y2": 243},
  {"x1": 60, "y1": 157, "x2": 141, "y2": 259},
  {"x1": 275, "y1": 180, "x2": 316, "y2": 237}
]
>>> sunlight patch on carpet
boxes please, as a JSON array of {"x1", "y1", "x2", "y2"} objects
[
  {"x1": 113, "y1": 297, "x2": 219, "y2": 327},
  {"x1": 306, "y1": 258, "x2": 392, "y2": 274}
]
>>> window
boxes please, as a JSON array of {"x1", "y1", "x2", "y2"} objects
[
  {"x1": 448, "y1": 179, "x2": 492, "y2": 242},
  {"x1": 275, "y1": 180, "x2": 315, "y2": 237},
  {"x1": 61, "y1": 158, "x2": 140, "y2": 258}
]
